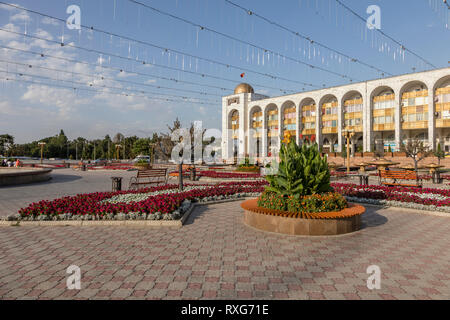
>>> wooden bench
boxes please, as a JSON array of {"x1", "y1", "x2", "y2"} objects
[
  {"x1": 128, "y1": 168, "x2": 168, "y2": 190},
  {"x1": 380, "y1": 170, "x2": 422, "y2": 188}
]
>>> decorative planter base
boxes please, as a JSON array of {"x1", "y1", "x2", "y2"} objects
[
  {"x1": 241, "y1": 199, "x2": 365, "y2": 236},
  {"x1": 0, "y1": 168, "x2": 52, "y2": 186}
]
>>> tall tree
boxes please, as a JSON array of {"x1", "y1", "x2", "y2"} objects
[
  {"x1": 435, "y1": 143, "x2": 445, "y2": 165},
  {"x1": 0, "y1": 134, "x2": 14, "y2": 156},
  {"x1": 400, "y1": 139, "x2": 432, "y2": 173}
]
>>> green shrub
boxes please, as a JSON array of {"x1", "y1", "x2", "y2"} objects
[
  {"x1": 265, "y1": 140, "x2": 331, "y2": 198},
  {"x1": 257, "y1": 191, "x2": 288, "y2": 211},
  {"x1": 286, "y1": 192, "x2": 347, "y2": 213},
  {"x1": 135, "y1": 159, "x2": 149, "y2": 165},
  {"x1": 257, "y1": 191, "x2": 347, "y2": 213},
  {"x1": 236, "y1": 166, "x2": 260, "y2": 173},
  {"x1": 239, "y1": 157, "x2": 251, "y2": 167}
]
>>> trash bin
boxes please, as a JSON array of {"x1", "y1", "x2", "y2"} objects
[
  {"x1": 111, "y1": 177, "x2": 123, "y2": 192},
  {"x1": 81, "y1": 164, "x2": 86, "y2": 171},
  {"x1": 189, "y1": 166, "x2": 196, "y2": 181}
]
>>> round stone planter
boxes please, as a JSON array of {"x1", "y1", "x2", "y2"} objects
[
  {"x1": 241, "y1": 199, "x2": 365, "y2": 236},
  {"x1": 134, "y1": 164, "x2": 150, "y2": 170},
  {"x1": 0, "y1": 168, "x2": 52, "y2": 186}
]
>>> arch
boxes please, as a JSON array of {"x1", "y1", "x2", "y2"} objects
[
  {"x1": 280, "y1": 100, "x2": 297, "y2": 140},
  {"x1": 433, "y1": 75, "x2": 450, "y2": 91},
  {"x1": 370, "y1": 86, "x2": 395, "y2": 102},
  {"x1": 371, "y1": 86, "x2": 396, "y2": 142},
  {"x1": 249, "y1": 105, "x2": 262, "y2": 122},
  {"x1": 400, "y1": 81, "x2": 429, "y2": 133},
  {"x1": 228, "y1": 109, "x2": 239, "y2": 129},
  {"x1": 434, "y1": 75, "x2": 450, "y2": 130},
  {"x1": 299, "y1": 97, "x2": 316, "y2": 108},
  {"x1": 342, "y1": 90, "x2": 364, "y2": 134},
  {"x1": 264, "y1": 103, "x2": 279, "y2": 157},
  {"x1": 299, "y1": 97, "x2": 316, "y2": 139},
  {"x1": 399, "y1": 80, "x2": 428, "y2": 97},
  {"x1": 319, "y1": 94, "x2": 338, "y2": 141},
  {"x1": 319, "y1": 94, "x2": 338, "y2": 107},
  {"x1": 341, "y1": 90, "x2": 363, "y2": 106},
  {"x1": 280, "y1": 100, "x2": 296, "y2": 113},
  {"x1": 228, "y1": 109, "x2": 240, "y2": 160},
  {"x1": 249, "y1": 106, "x2": 263, "y2": 158}
]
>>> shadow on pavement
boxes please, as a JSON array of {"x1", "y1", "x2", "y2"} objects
[{"x1": 360, "y1": 206, "x2": 389, "y2": 229}]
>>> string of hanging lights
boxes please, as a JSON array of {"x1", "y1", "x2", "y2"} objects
[
  {"x1": 0, "y1": 58, "x2": 224, "y2": 99},
  {"x1": 333, "y1": 0, "x2": 437, "y2": 69},
  {"x1": 0, "y1": 72, "x2": 218, "y2": 105},
  {"x1": 0, "y1": 68, "x2": 220, "y2": 103},
  {"x1": 127, "y1": 0, "x2": 359, "y2": 82},
  {"x1": 224, "y1": 0, "x2": 392, "y2": 77},
  {"x1": 0, "y1": 28, "x2": 301, "y2": 95},
  {"x1": 0, "y1": 2, "x2": 319, "y2": 89}
]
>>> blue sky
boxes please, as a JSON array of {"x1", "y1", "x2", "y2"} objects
[{"x1": 0, "y1": 0, "x2": 449, "y2": 143}]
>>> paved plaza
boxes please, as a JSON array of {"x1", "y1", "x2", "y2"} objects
[
  {"x1": 0, "y1": 169, "x2": 143, "y2": 218},
  {"x1": 0, "y1": 169, "x2": 449, "y2": 300}
]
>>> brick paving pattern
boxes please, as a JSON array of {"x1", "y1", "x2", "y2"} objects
[{"x1": 1, "y1": 199, "x2": 449, "y2": 300}]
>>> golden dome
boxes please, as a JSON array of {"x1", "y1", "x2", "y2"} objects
[{"x1": 234, "y1": 83, "x2": 254, "y2": 94}]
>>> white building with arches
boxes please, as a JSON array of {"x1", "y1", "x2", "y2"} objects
[{"x1": 222, "y1": 67, "x2": 450, "y2": 162}]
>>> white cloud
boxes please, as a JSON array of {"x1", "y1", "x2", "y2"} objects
[
  {"x1": 10, "y1": 11, "x2": 31, "y2": 23},
  {"x1": 34, "y1": 28, "x2": 54, "y2": 41},
  {"x1": 41, "y1": 17, "x2": 59, "y2": 27},
  {"x1": 198, "y1": 106, "x2": 207, "y2": 116},
  {"x1": 5, "y1": 40, "x2": 31, "y2": 51},
  {"x1": 21, "y1": 84, "x2": 79, "y2": 119},
  {"x1": 0, "y1": 3, "x2": 20, "y2": 11},
  {"x1": 0, "y1": 100, "x2": 18, "y2": 115},
  {"x1": 0, "y1": 23, "x2": 21, "y2": 41}
]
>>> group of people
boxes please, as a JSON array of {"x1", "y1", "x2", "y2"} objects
[{"x1": 1, "y1": 158, "x2": 21, "y2": 167}]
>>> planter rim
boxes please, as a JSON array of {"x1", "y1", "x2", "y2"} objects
[{"x1": 241, "y1": 198, "x2": 365, "y2": 220}]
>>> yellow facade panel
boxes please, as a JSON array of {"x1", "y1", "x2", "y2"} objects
[
  {"x1": 302, "y1": 129, "x2": 316, "y2": 135},
  {"x1": 402, "y1": 121, "x2": 428, "y2": 130},
  {"x1": 322, "y1": 127, "x2": 338, "y2": 134},
  {"x1": 436, "y1": 119, "x2": 450, "y2": 128},
  {"x1": 373, "y1": 94, "x2": 395, "y2": 102},
  {"x1": 373, "y1": 123, "x2": 395, "y2": 131}
]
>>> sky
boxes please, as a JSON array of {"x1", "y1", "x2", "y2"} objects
[{"x1": 0, "y1": 0, "x2": 449, "y2": 143}]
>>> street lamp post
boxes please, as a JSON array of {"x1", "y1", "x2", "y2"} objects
[
  {"x1": 38, "y1": 142, "x2": 46, "y2": 164},
  {"x1": 149, "y1": 142, "x2": 156, "y2": 167},
  {"x1": 178, "y1": 137, "x2": 184, "y2": 191},
  {"x1": 115, "y1": 144, "x2": 122, "y2": 161},
  {"x1": 342, "y1": 128, "x2": 355, "y2": 174}
]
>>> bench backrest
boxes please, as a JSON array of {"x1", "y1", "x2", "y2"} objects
[
  {"x1": 137, "y1": 169, "x2": 167, "y2": 178},
  {"x1": 380, "y1": 170, "x2": 417, "y2": 180}
]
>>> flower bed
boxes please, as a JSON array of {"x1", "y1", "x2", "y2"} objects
[
  {"x1": 89, "y1": 165, "x2": 135, "y2": 171},
  {"x1": 15, "y1": 181, "x2": 268, "y2": 221},
  {"x1": 168, "y1": 170, "x2": 261, "y2": 179},
  {"x1": 235, "y1": 166, "x2": 260, "y2": 173},
  {"x1": 331, "y1": 183, "x2": 450, "y2": 212},
  {"x1": 198, "y1": 170, "x2": 261, "y2": 179}
]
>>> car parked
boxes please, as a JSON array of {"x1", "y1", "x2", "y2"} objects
[
  {"x1": 93, "y1": 158, "x2": 108, "y2": 166},
  {"x1": 132, "y1": 155, "x2": 151, "y2": 163}
]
